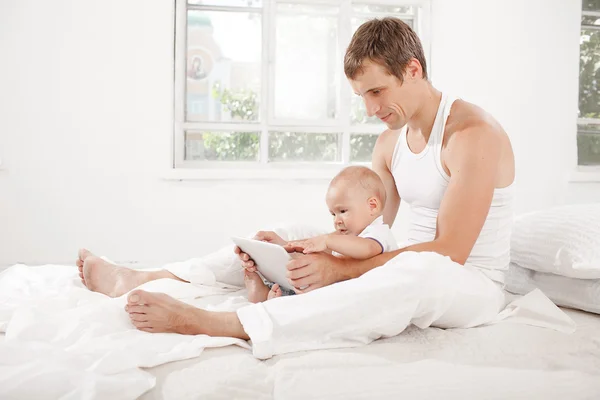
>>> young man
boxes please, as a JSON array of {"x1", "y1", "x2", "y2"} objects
[{"x1": 79, "y1": 18, "x2": 515, "y2": 359}]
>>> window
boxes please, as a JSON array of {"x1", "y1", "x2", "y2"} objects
[
  {"x1": 173, "y1": 0, "x2": 430, "y2": 171},
  {"x1": 578, "y1": 0, "x2": 600, "y2": 166}
]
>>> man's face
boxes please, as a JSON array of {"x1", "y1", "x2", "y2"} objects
[{"x1": 349, "y1": 61, "x2": 410, "y2": 130}]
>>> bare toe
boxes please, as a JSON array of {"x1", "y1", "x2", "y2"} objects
[
  {"x1": 78, "y1": 248, "x2": 94, "y2": 262},
  {"x1": 77, "y1": 249, "x2": 94, "y2": 284},
  {"x1": 267, "y1": 284, "x2": 282, "y2": 300},
  {"x1": 127, "y1": 289, "x2": 150, "y2": 306}
]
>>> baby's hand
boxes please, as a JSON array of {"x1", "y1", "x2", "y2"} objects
[{"x1": 287, "y1": 235, "x2": 328, "y2": 254}]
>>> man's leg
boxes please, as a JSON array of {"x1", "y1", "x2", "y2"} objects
[
  {"x1": 235, "y1": 252, "x2": 505, "y2": 359},
  {"x1": 125, "y1": 252, "x2": 505, "y2": 358},
  {"x1": 124, "y1": 290, "x2": 249, "y2": 338}
]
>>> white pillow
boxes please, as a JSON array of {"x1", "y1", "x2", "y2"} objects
[
  {"x1": 510, "y1": 203, "x2": 600, "y2": 279},
  {"x1": 505, "y1": 263, "x2": 600, "y2": 315}
]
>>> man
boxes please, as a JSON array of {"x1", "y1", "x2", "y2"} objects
[{"x1": 78, "y1": 18, "x2": 515, "y2": 359}]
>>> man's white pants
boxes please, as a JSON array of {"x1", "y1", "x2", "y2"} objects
[{"x1": 164, "y1": 226, "x2": 505, "y2": 360}]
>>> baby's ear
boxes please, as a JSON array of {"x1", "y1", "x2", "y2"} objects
[{"x1": 368, "y1": 196, "x2": 380, "y2": 212}]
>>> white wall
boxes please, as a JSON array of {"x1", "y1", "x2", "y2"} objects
[{"x1": 0, "y1": 0, "x2": 598, "y2": 267}]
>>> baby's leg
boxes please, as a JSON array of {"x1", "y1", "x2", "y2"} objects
[{"x1": 244, "y1": 269, "x2": 270, "y2": 303}]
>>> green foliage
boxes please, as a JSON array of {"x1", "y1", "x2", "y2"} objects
[
  {"x1": 583, "y1": 0, "x2": 600, "y2": 11},
  {"x1": 198, "y1": 82, "x2": 260, "y2": 161},
  {"x1": 350, "y1": 134, "x2": 378, "y2": 162},
  {"x1": 269, "y1": 132, "x2": 339, "y2": 162},
  {"x1": 578, "y1": 16, "x2": 600, "y2": 165},
  {"x1": 201, "y1": 132, "x2": 259, "y2": 161},
  {"x1": 212, "y1": 81, "x2": 259, "y2": 121},
  {"x1": 577, "y1": 131, "x2": 600, "y2": 165},
  {"x1": 579, "y1": 27, "x2": 600, "y2": 119},
  {"x1": 198, "y1": 82, "x2": 380, "y2": 162}
]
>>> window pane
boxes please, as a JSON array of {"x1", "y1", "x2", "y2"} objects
[
  {"x1": 186, "y1": 11, "x2": 261, "y2": 122},
  {"x1": 185, "y1": 131, "x2": 259, "y2": 161},
  {"x1": 269, "y1": 132, "x2": 341, "y2": 162},
  {"x1": 583, "y1": 0, "x2": 600, "y2": 12},
  {"x1": 351, "y1": 95, "x2": 384, "y2": 125},
  {"x1": 577, "y1": 125, "x2": 600, "y2": 165},
  {"x1": 352, "y1": 5, "x2": 414, "y2": 15},
  {"x1": 582, "y1": 15, "x2": 600, "y2": 26},
  {"x1": 187, "y1": 0, "x2": 262, "y2": 8},
  {"x1": 579, "y1": 28, "x2": 600, "y2": 118},
  {"x1": 350, "y1": 134, "x2": 378, "y2": 162},
  {"x1": 274, "y1": 5, "x2": 339, "y2": 121}
]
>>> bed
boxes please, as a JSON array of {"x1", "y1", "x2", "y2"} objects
[
  {"x1": 3, "y1": 268, "x2": 597, "y2": 400},
  {"x1": 2, "y1": 201, "x2": 600, "y2": 399},
  {"x1": 139, "y1": 301, "x2": 600, "y2": 400}
]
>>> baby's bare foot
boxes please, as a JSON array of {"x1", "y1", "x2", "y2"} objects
[
  {"x1": 267, "y1": 283, "x2": 282, "y2": 300},
  {"x1": 244, "y1": 269, "x2": 270, "y2": 303}
]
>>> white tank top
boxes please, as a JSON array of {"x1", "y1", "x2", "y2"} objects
[{"x1": 390, "y1": 93, "x2": 514, "y2": 284}]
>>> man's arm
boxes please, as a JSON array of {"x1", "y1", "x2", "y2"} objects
[
  {"x1": 372, "y1": 130, "x2": 401, "y2": 226},
  {"x1": 288, "y1": 124, "x2": 502, "y2": 290},
  {"x1": 336, "y1": 124, "x2": 502, "y2": 280}
]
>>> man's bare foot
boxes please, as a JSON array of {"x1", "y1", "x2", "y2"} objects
[
  {"x1": 244, "y1": 269, "x2": 270, "y2": 303},
  {"x1": 125, "y1": 290, "x2": 249, "y2": 340},
  {"x1": 76, "y1": 248, "x2": 94, "y2": 285},
  {"x1": 267, "y1": 283, "x2": 282, "y2": 300},
  {"x1": 82, "y1": 256, "x2": 153, "y2": 298}
]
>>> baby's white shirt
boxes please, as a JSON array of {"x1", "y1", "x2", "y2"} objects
[
  {"x1": 357, "y1": 215, "x2": 399, "y2": 253},
  {"x1": 332, "y1": 216, "x2": 398, "y2": 257}
]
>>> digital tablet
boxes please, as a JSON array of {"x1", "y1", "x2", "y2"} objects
[{"x1": 232, "y1": 236, "x2": 295, "y2": 292}]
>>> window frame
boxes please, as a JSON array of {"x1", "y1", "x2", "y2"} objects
[
  {"x1": 171, "y1": 0, "x2": 432, "y2": 179},
  {"x1": 576, "y1": 7, "x2": 600, "y2": 174}
]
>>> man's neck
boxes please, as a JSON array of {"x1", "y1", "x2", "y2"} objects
[{"x1": 406, "y1": 85, "x2": 442, "y2": 142}]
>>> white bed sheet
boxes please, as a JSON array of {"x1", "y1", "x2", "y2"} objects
[
  {"x1": 141, "y1": 301, "x2": 600, "y2": 400},
  {"x1": 2, "y1": 263, "x2": 599, "y2": 399}
]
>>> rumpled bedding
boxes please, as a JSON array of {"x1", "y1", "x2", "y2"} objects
[{"x1": 0, "y1": 264, "x2": 251, "y2": 399}]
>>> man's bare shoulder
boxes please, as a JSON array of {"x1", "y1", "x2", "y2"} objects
[
  {"x1": 376, "y1": 128, "x2": 402, "y2": 146},
  {"x1": 445, "y1": 99, "x2": 506, "y2": 140},
  {"x1": 443, "y1": 99, "x2": 515, "y2": 186},
  {"x1": 373, "y1": 128, "x2": 402, "y2": 168}
]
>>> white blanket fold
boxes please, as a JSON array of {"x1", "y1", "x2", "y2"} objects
[{"x1": 0, "y1": 264, "x2": 250, "y2": 399}]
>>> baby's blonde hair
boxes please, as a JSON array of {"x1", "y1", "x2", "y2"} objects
[{"x1": 329, "y1": 166, "x2": 387, "y2": 206}]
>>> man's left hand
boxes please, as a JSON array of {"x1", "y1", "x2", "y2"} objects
[{"x1": 286, "y1": 252, "x2": 345, "y2": 293}]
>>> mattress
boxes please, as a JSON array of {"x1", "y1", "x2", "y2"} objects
[{"x1": 138, "y1": 303, "x2": 600, "y2": 400}]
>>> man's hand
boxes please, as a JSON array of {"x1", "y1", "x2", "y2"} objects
[
  {"x1": 286, "y1": 235, "x2": 329, "y2": 254},
  {"x1": 286, "y1": 252, "x2": 346, "y2": 293},
  {"x1": 234, "y1": 230, "x2": 288, "y2": 273}
]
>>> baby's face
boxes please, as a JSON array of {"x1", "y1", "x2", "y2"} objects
[{"x1": 326, "y1": 184, "x2": 376, "y2": 235}]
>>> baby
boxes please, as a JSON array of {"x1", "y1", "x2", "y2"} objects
[{"x1": 244, "y1": 165, "x2": 398, "y2": 303}]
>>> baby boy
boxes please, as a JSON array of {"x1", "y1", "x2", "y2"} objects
[{"x1": 244, "y1": 165, "x2": 398, "y2": 302}]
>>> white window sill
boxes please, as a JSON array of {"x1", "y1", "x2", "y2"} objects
[
  {"x1": 161, "y1": 166, "x2": 357, "y2": 181},
  {"x1": 569, "y1": 167, "x2": 600, "y2": 183}
]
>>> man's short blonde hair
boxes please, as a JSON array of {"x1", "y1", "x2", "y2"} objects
[{"x1": 329, "y1": 166, "x2": 386, "y2": 206}]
